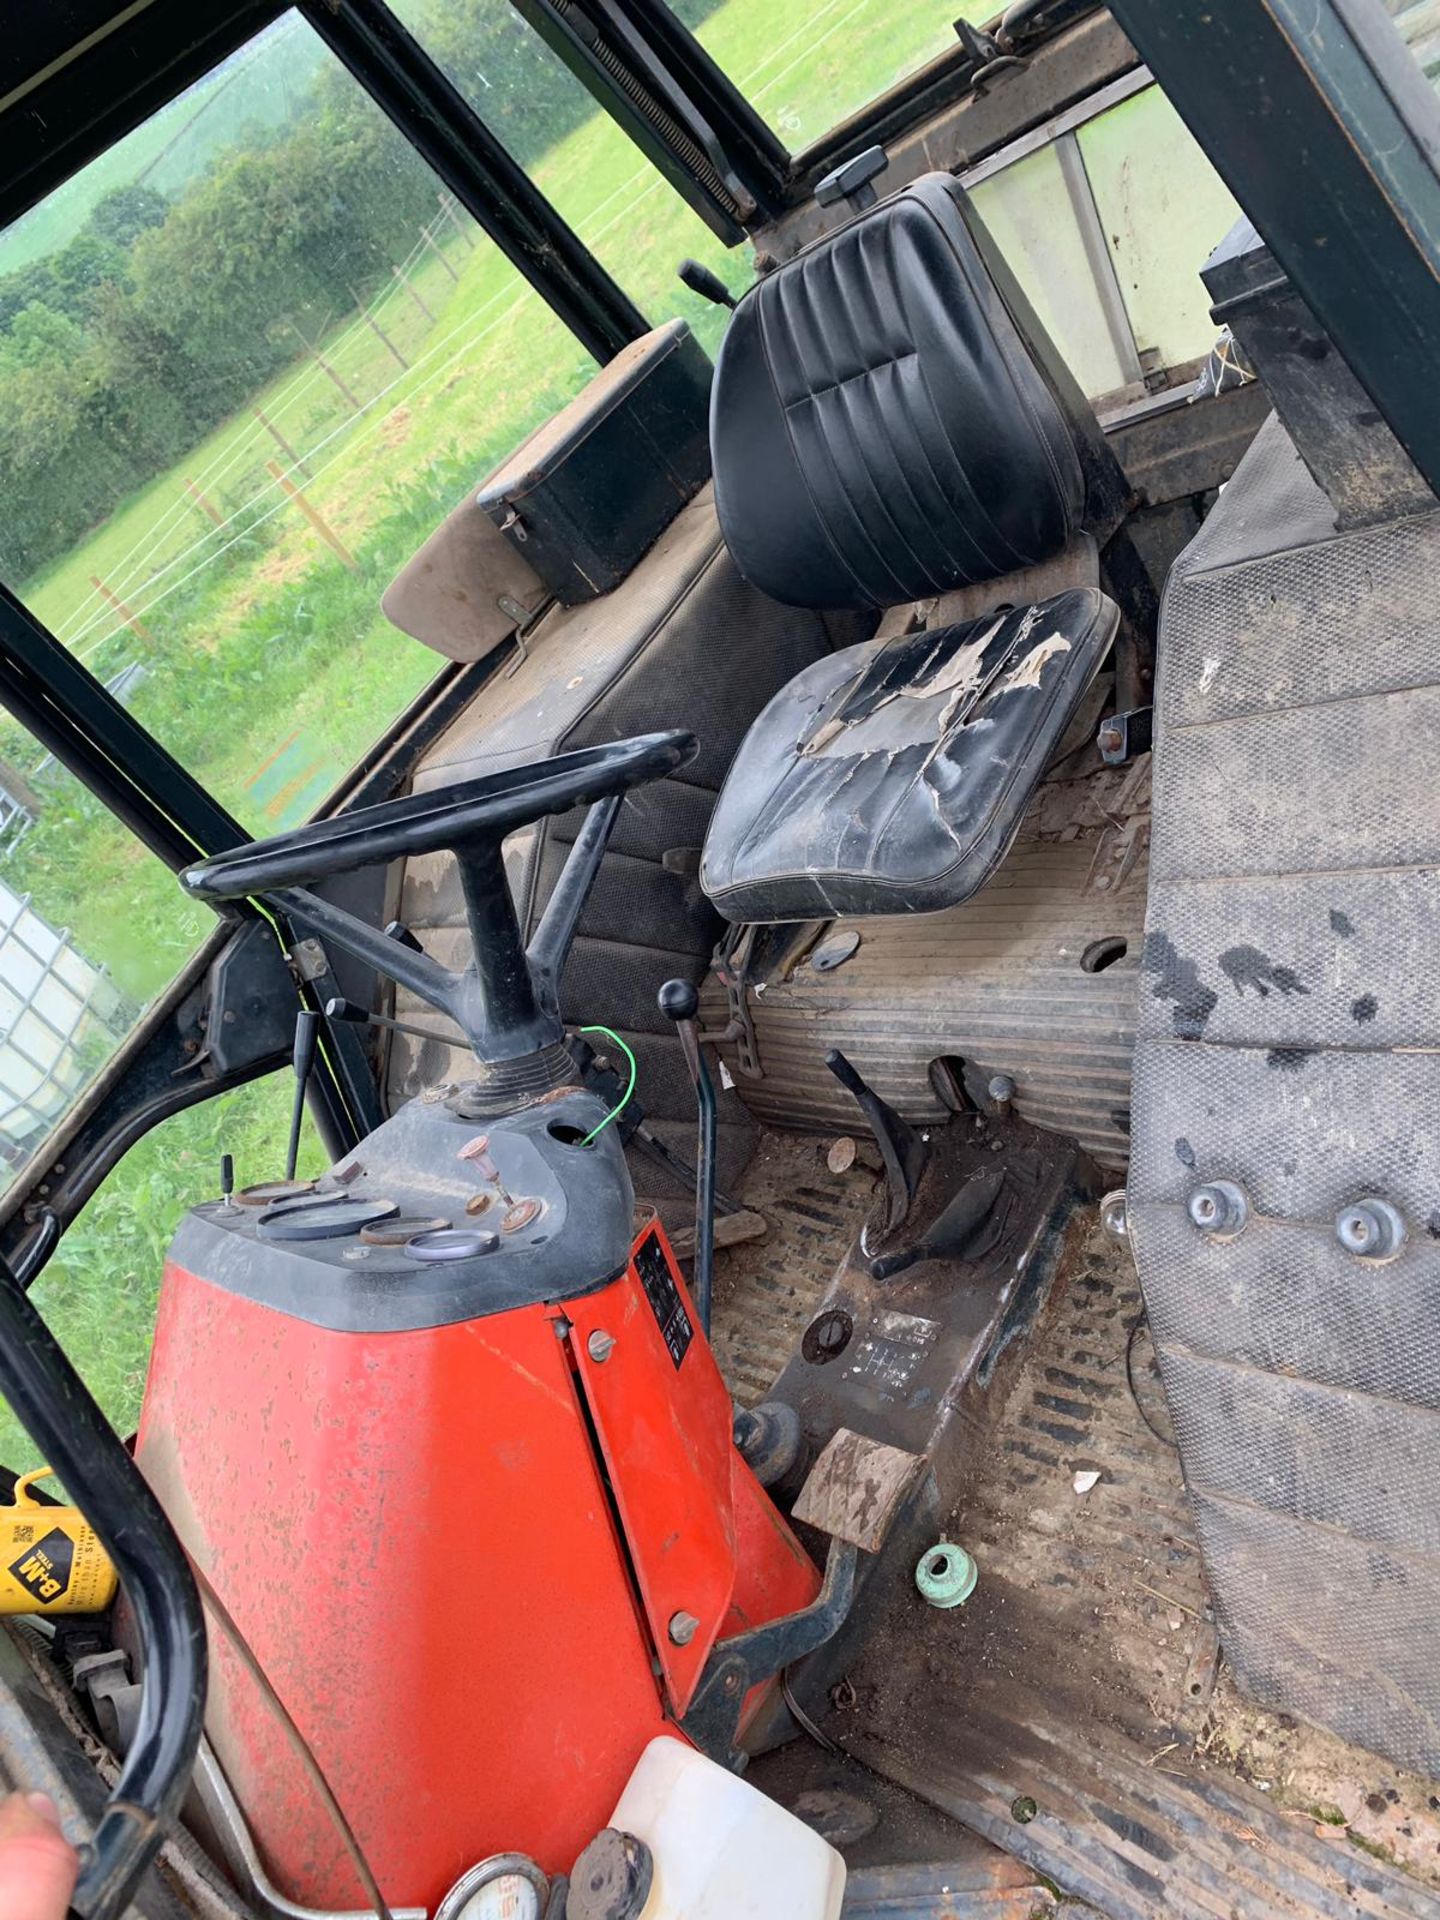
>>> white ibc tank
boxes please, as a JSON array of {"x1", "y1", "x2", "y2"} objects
[{"x1": 605, "y1": 1735, "x2": 846, "y2": 1919}]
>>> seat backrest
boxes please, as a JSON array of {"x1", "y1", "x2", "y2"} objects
[{"x1": 711, "y1": 171, "x2": 1127, "y2": 611}]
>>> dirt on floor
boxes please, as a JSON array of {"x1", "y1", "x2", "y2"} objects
[{"x1": 823, "y1": 1220, "x2": 1440, "y2": 1913}]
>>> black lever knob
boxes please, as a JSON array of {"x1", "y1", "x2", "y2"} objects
[
  {"x1": 677, "y1": 258, "x2": 737, "y2": 309},
  {"x1": 658, "y1": 978, "x2": 700, "y2": 1024}
]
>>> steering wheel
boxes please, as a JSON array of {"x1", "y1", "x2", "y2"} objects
[{"x1": 183, "y1": 731, "x2": 698, "y2": 1072}]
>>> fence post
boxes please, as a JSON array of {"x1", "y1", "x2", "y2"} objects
[
  {"x1": 349, "y1": 289, "x2": 410, "y2": 373},
  {"x1": 392, "y1": 263, "x2": 435, "y2": 324},
  {"x1": 253, "y1": 407, "x2": 311, "y2": 479},
  {"x1": 265, "y1": 462, "x2": 361, "y2": 575},
  {"x1": 184, "y1": 478, "x2": 223, "y2": 527},
  {"x1": 88, "y1": 576, "x2": 152, "y2": 642},
  {"x1": 417, "y1": 225, "x2": 460, "y2": 284},
  {"x1": 438, "y1": 191, "x2": 476, "y2": 250},
  {"x1": 284, "y1": 320, "x2": 362, "y2": 411}
]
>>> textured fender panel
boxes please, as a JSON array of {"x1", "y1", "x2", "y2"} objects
[{"x1": 1130, "y1": 412, "x2": 1440, "y2": 1774}]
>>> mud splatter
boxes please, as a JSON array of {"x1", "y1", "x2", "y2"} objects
[
  {"x1": 1351, "y1": 993, "x2": 1378, "y2": 1024},
  {"x1": 1143, "y1": 933, "x2": 1217, "y2": 1041},
  {"x1": 1219, "y1": 946, "x2": 1308, "y2": 998},
  {"x1": 1266, "y1": 1046, "x2": 1316, "y2": 1071}
]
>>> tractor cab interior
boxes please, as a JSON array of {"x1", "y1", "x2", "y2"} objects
[{"x1": 1, "y1": 2, "x2": 1439, "y2": 1917}]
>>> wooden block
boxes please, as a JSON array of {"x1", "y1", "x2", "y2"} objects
[
  {"x1": 668, "y1": 1208, "x2": 768, "y2": 1258},
  {"x1": 792, "y1": 1427, "x2": 924, "y2": 1553}
]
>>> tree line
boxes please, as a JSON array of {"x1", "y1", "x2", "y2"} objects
[{"x1": 0, "y1": 0, "x2": 721, "y2": 586}]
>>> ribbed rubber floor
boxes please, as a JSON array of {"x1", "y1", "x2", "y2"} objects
[
  {"x1": 704, "y1": 761, "x2": 1150, "y2": 1172},
  {"x1": 824, "y1": 1218, "x2": 1440, "y2": 1918},
  {"x1": 709, "y1": 1130, "x2": 878, "y2": 1407}
]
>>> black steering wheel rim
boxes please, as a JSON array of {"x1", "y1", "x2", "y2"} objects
[{"x1": 182, "y1": 730, "x2": 697, "y2": 902}]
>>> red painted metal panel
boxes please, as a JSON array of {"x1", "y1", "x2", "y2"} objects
[
  {"x1": 137, "y1": 1262, "x2": 671, "y2": 1910},
  {"x1": 567, "y1": 1224, "x2": 819, "y2": 1716}
]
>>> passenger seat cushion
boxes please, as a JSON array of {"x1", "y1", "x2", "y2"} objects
[
  {"x1": 700, "y1": 587, "x2": 1119, "y2": 921},
  {"x1": 711, "y1": 172, "x2": 1087, "y2": 611}
]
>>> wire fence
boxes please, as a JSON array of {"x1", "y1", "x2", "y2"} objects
[{"x1": 38, "y1": 0, "x2": 882, "y2": 675}]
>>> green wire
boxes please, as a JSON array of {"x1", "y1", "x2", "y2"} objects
[{"x1": 577, "y1": 1025, "x2": 638, "y2": 1146}]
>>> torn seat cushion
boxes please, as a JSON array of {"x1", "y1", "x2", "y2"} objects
[{"x1": 700, "y1": 586, "x2": 1118, "y2": 921}]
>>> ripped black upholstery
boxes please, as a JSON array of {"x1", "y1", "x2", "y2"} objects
[
  {"x1": 702, "y1": 171, "x2": 1125, "y2": 921},
  {"x1": 701, "y1": 588, "x2": 1117, "y2": 921}
]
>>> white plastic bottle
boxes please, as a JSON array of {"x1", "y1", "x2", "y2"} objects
[{"x1": 598, "y1": 1735, "x2": 846, "y2": 1919}]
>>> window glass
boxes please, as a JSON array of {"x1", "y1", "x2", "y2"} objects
[
  {"x1": 1389, "y1": 0, "x2": 1440, "y2": 84},
  {"x1": 0, "y1": 711, "x2": 208, "y2": 1206},
  {"x1": 668, "y1": 0, "x2": 983, "y2": 152},
  {"x1": 0, "y1": 10, "x2": 593, "y2": 838},
  {"x1": 970, "y1": 146, "x2": 1130, "y2": 402},
  {"x1": 0, "y1": 1077, "x2": 325, "y2": 1474},
  {"x1": 391, "y1": 0, "x2": 744, "y2": 359},
  {"x1": 1077, "y1": 87, "x2": 1240, "y2": 375}
]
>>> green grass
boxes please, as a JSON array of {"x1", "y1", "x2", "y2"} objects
[
  {"x1": 0, "y1": 0, "x2": 1018, "y2": 1474},
  {"x1": 1, "y1": 1078, "x2": 329, "y2": 1474}
]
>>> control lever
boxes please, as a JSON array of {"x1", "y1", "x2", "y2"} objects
[
  {"x1": 814, "y1": 144, "x2": 888, "y2": 213},
  {"x1": 824, "y1": 1048, "x2": 926, "y2": 1239},
  {"x1": 325, "y1": 995, "x2": 465, "y2": 1047},
  {"x1": 285, "y1": 1010, "x2": 320, "y2": 1184},
  {"x1": 219, "y1": 1152, "x2": 235, "y2": 1211},
  {"x1": 659, "y1": 979, "x2": 716, "y2": 1335},
  {"x1": 384, "y1": 919, "x2": 425, "y2": 952},
  {"x1": 677, "y1": 258, "x2": 737, "y2": 309}
]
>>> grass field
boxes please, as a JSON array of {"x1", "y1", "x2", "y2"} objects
[{"x1": 0, "y1": 0, "x2": 986, "y2": 1470}]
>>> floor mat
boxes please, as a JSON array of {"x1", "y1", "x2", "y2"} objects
[
  {"x1": 821, "y1": 1218, "x2": 1440, "y2": 1918},
  {"x1": 709, "y1": 1129, "x2": 879, "y2": 1408}
]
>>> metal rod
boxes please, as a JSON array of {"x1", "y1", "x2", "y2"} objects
[
  {"x1": 1054, "y1": 129, "x2": 1146, "y2": 390},
  {"x1": 527, "y1": 794, "x2": 622, "y2": 1006},
  {"x1": 658, "y1": 981, "x2": 715, "y2": 1334},
  {"x1": 286, "y1": 1010, "x2": 320, "y2": 1182}
]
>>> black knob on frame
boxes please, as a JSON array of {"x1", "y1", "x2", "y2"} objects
[{"x1": 658, "y1": 978, "x2": 700, "y2": 1024}]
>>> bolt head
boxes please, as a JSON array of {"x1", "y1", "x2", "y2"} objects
[
  {"x1": 668, "y1": 1610, "x2": 700, "y2": 1646},
  {"x1": 1335, "y1": 1197, "x2": 1405, "y2": 1262},
  {"x1": 587, "y1": 1329, "x2": 616, "y2": 1364},
  {"x1": 1187, "y1": 1179, "x2": 1248, "y2": 1241}
]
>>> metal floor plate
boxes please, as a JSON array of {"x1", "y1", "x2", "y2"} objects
[{"x1": 708, "y1": 1130, "x2": 878, "y2": 1407}]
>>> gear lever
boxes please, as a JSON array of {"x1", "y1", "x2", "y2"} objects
[
  {"x1": 285, "y1": 1009, "x2": 320, "y2": 1183},
  {"x1": 659, "y1": 979, "x2": 716, "y2": 1334}
]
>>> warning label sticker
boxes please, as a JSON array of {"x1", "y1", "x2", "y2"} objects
[{"x1": 635, "y1": 1229, "x2": 693, "y2": 1369}]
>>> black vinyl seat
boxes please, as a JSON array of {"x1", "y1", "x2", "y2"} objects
[{"x1": 700, "y1": 171, "x2": 1127, "y2": 924}]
